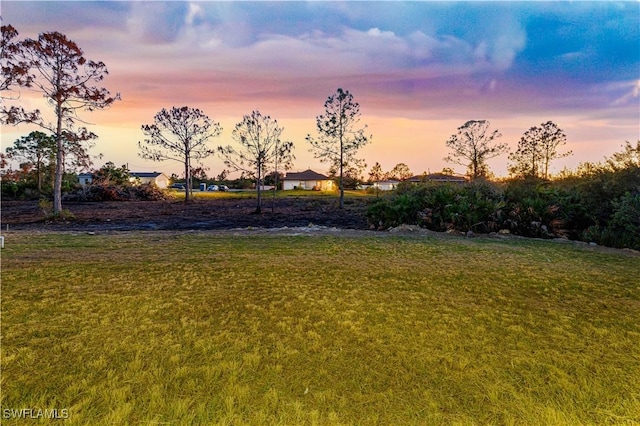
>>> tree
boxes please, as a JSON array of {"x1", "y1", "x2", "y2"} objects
[
  {"x1": 139, "y1": 106, "x2": 222, "y2": 202},
  {"x1": 386, "y1": 163, "x2": 412, "y2": 181},
  {"x1": 190, "y1": 166, "x2": 209, "y2": 182},
  {"x1": 368, "y1": 162, "x2": 384, "y2": 183},
  {"x1": 93, "y1": 162, "x2": 130, "y2": 186},
  {"x1": 15, "y1": 31, "x2": 120, "y2": 213},
  {"x1": 1, "y1": 24, "x2": 38, "y2": 124},
  {"x1": 307, "y1": 88, "x2": 371, "y2": 208},
  {"x1": 444, "y1": 120, "x2": 507, "y2": 180},
  {"x1": 218, "y1": 110, "x2": 294, "y2": 213},
  {"x1": 5, "y1": 131, "x2": 55, "y2": 191},
  {"x1": 607, "y1": 140, "x2": 639, "y2": 171},
  {"x1": 215, "y1": 169, "x2": 229, "y2": 182},
  {"x1": 509, "y1": 121, "x2": 570, "y2": 179},
  {"x1": 5, "y1": 131, "x2": 56, "y2": 192},
  {"x1": 328, "y1": 162, "x2": 365, "y2": 190}
]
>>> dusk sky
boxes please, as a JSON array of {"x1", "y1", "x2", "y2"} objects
[{"x1": 2, "y1": 1, "x2": 639, "y2": 178}]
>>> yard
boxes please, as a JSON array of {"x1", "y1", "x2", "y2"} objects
[{"x1": 1, "y1": 230, "x2": 639, "y2": 425}]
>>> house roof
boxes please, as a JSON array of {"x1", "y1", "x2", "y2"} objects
[
  {"x1": 284, "y1": 169, "x2": 330, "y2": 180},
  {"x1": 130, "y1": 172, "x2": 167, "y2": 179},
  {"x1": 407, "y1": 173, "x2": 467, "y2": 182}
]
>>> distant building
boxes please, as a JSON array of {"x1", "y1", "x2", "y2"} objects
[
  {"x1": 78, "y1": 173, "x2": 93, "y2": 186},
  {"x1": 283, "y1": 169, "x2": 334, "y2": 191},
  {"x1": 129, "y1": 172, "x2": 170, "y2": 189},
  {"x1": 407, "y1": 173, "x2": 467, "y2": 184},
  {"x1": 373, "y1": 180, "x2": 400, "y2": 191}
]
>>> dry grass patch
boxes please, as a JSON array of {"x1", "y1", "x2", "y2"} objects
[{"x1": 1, "y1": 232, "x2": 639, "y2": 424}]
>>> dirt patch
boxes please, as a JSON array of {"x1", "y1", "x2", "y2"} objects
[
  {"x1": 3, "y1": 197, "x2": 638, "y2": 258},
  {"x1": 0, "y1": 196, "x2": 371, "y2": 232}
]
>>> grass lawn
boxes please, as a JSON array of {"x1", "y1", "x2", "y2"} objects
[{"x1": 1, "y1": 231, "x2": 639, "y2": 425}]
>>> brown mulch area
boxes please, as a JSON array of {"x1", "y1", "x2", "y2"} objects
[{"x1": 0, "y1": 196, "x2": 371, "y2": 232}]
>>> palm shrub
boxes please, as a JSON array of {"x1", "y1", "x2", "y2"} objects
[
  {"x1": 367, "y1": 181, "x2": 505, "y2": 232},
  {"x1": 584, "y1": 192, "x2": 640, "y2": 249},
  {"x1": 503, "y1": 178, "x2": 572, "y2": 238},
  {"x1": 445, "y1": 181, "x2": 505, "y2": 233}
]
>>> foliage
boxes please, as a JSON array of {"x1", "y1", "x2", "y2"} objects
[
  {"x1": 3, "y1": 233, "x2": 639, "y2": 424},
  {"x1": 386, "y1": 162, "x2": 412, "y2": 181},
  {"x1": 583, "y1": 192, "x2": 640, "y2": 250},
  {"x1": 0, "y1": 167, "x2": 77, "y2": 201},
  {"x1": 218, "y1": 110, "x2": 294, "y2": 213},
  {"x1": 5, "y1": 131, "x2": 56, "y2": 192},
  {"x1": 93, "y1": 161, "x2": 131, "y2": 186},
  {"x1": 367, "y1": 141, "x2": 640, "y2": 249},
  {"x1": 444, "y1": 120, "x2": 508, "y2": 180},
  {"x1": 502, "y1": 178, "x2": 573, "y2": 238},
  {"x1": 139, "y1": 106, "x2": 222, "y2": 202},
  {"x1": 64, "y1": 183, "x2": 169, "y2": 202},
  {"x1": 368, "y1": 161, "x2": 384, "y2": 183},
  {"x1": 5, "y1": 30, "x2": 120, "y2": 214},
  {"x1": 38, "y1": 197, "x2": 53, "y2": 215},
  {"x1": 327, "y1": 162, "x2": 363, "y2": 190},
  {"x1": 368, "y1": 181, "x2": 505, "y2": 232},
  {"x1": 1, "y1": 24, "x2": 37, "y2": 124},
  {"x1": 307, "y1": 88, "x2": 371, "y2": 208},
  {"x1": 509, "y1": 121, "x2": 571, "y2": 179}
]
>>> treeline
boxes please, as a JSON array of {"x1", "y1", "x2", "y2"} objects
[{"x1": 367, "y1": 141, "x2": 640, "y2": 250}]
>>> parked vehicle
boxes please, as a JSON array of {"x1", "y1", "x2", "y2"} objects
[
  {"x1": 207, "y1": 185, "x2": 219, "y2": 191},
  {"x1": 218, "y1": 185, "x2": 229, "y2": 192},
  {"x1": 170, "y1": 183, "x2": 185, "y2": 190}
]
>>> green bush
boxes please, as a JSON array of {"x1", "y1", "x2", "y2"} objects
[
  {"x1": 592, "y1": 192, "x2": 640, "y2": 250},
  {"x1": 367, "y1": 182, "x2": 505, "y2": 232}
]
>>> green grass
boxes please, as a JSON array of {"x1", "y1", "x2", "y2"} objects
[{"x1": 1, "y1": 232, "x2": 639, "y2": 425}]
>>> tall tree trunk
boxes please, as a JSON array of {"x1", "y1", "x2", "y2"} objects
[
  {"x1": 184, "y1": 152, "x2": 190, "y2": 202},
  {"x1": 272, "y1": 145, "x2": 278, "y2": 213},
  {"x1": 339, "y1": 104, "x2": 344, "y2": 209},
  {"x1": 256, "y1": 159, "x2": 262, "y2": 214},
  {"x1": 53, "y1": 102, "x2": 63, "y2": 214},
  {"x1": 339, "y1": 151, "x2": 344, "y2": 208},
  {"x1": 37, "y1": 161, "x2": 43, "y2": 193}
]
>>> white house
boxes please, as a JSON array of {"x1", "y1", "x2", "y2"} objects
[
  {"x1": 129, "y1": 172, "x2": 170, "y2": 189},
  {"x1": 283, "y1": 169, "x2": 334, "y2": 191},
  {"x1": 78, "y1": 173, "x2": 93, "y2": 186},
  {"x1": 373, "y1": 180, "x2": 400, "y2": 191}
]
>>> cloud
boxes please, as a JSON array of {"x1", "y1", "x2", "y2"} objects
[
  {"x1": 609, "y1": 80, "x2": 640, "y2": 107},
  {"x1": 126, "y1": 2, "x2": 189, "y2": 44}
]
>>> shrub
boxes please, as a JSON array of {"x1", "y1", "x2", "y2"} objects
[
  {"x1": 63, "y1": 183, "x2": 169, "y2": 202},
  {"x1": 595, "y1": 192, "x2": 640, "y2": 250},
  {"x1": 367, "y1": 182, "x2": 505, "y2": 232},
  {"x1": 503, "y1": 179, "x2": 572, "y2": 238}
]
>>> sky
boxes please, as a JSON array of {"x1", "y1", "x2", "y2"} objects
[{"x1": 1, "y1": 1, "x2": 639, "y2": 179}]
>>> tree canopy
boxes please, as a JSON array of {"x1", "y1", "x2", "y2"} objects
[
  {"x1": 386, "y1": 163, "x2": 412, "y2": 181},
  {"x1": 7, "y1": 30, "x2": 120, "y2": 213},
  {"x1": 368, "y1": 162, "x2": 384, "y2": 183},
  {"x1": 307, "y1": 88, "x2": 370, "y2": 208},
  {"x1": 139, "y1": 106, "x2": 222, "y2": 202},
  {"x1": 444, "y1": 120, "x2": 507, "y2": 180},
  {"x1": 218, "y1": 110, "x2": 294, "y2": 213},
  {"x1": 509, "y1": 121, "x2": 571, "y2": 179},
  {"x1": 5, "y1": 131, "x2": 55, "y2": 192},
  {"x1": 1, "y1": 24, "x2": 37, "y2": 124}
]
